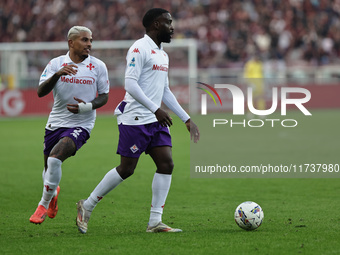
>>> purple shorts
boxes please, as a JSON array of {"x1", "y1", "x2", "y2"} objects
[
  {"x1": 43, "y1": 127, "x2": 90, "y2": 156},
  {"x1": 117, "y1": 122, "x2": 172, "y2": 158}
]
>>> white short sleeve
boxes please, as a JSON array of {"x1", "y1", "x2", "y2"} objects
[
  {"x1": 39, "y1": 59, "x2": 59, "y2": 85},
  {"x1": 96, "y1": 61, "x2": 110, "y2": 94}
]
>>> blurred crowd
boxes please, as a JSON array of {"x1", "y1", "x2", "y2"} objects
[{"x1": 1, "y1": 0, "x2": 340, "y2": 68}]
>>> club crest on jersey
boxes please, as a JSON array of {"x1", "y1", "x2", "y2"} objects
[
  {"x1": 151, "y1": 50, "x2": 156, "y2": 54},
  {"x1": 132, "y1": 48, "x2": 140, "y2": 54},
  {"x1": 129, "y1": 57, "x2": 136, "y2": 67},
  {"x1": 130, "y1": 144, "x2": 139, "y2": 153},
  {"x1": 87, "y1": 63, "x2": 95, "y2": 70}
]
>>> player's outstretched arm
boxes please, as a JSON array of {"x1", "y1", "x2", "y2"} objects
[{"x1": 37, "y1": 64, "x2": 78, "y2": 97}]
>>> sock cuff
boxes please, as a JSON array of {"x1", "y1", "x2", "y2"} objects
[
  {"x1": 45, "y1": 157, "x2": 62, "y2": 183},
  {"x1": 152, "y1": 173, "x2": 172, "y2": 190},
  {"x1": 113, "y1": 168, "x2": 124, "y2": 182},
  {"x1": 47, "y1": 157, "x2": 62, "y2": 167},
  {"x1": 154, "y1": 172, "x2": 172, "y2": 178}
]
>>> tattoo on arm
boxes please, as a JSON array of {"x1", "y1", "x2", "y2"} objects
[
  {"x1": 91, "y1": 93, "x2": 109, "y2": 109},
  {"x1": 37, "y1": 73, "x2": 61, "y2": 97}
]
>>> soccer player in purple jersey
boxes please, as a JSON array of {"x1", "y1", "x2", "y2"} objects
[
  {"x1": 29, "y1": 26, "x2": 110, "y2": 224},
  {"x1": 76, "y1": 8, "x2": 200, "y2": 234}
]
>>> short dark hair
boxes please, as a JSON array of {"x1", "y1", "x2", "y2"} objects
[{"x1": 142, "y1": 8, "x2": 169, "y2": 28}]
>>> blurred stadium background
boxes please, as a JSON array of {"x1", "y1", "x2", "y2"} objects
[{"x1": 0, "y1": 0, "x2": 340, "y2": 117}]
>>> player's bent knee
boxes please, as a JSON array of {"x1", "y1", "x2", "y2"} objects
[
  {"x1": 168, "y1": 161, "x2": 174, "y2": 172},
  {"x1": 117, "y1": 165, "x2": 135, "y2": 179},
  {"x1": 157, "y1": 161, "x2": 174, "y2": 174}
]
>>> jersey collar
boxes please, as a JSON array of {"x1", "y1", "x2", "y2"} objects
[
  {"x1": 65, "y1": 51, "x2": 91, "y2": 65},
  {"x1": 144, "y1": 34, "x2": 163, "y2": 50}
]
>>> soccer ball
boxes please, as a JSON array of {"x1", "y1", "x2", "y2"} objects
[{"x1": 234, "y1": 201, "x2": 264, "y2": 230}]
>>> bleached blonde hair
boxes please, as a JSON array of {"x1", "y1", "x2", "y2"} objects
[{"x1": 67, "y1": 26, "x2": 92, "y2": 40}]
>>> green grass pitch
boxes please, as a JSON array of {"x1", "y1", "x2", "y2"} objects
[{"x1": 0, "y1": 110, "x2": 339, "y2": 254}]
